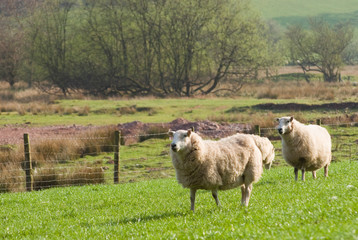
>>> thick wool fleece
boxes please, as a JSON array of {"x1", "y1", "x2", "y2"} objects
[
  {"x1": 170, "y1": 132, "x2": 262, "y2": 191},
  {"x1": 280, "y1": 119, "x2": 331, "y2": 171},
  {"x1": 234, "y1": 134, "x2": 275, "y2": 169}
]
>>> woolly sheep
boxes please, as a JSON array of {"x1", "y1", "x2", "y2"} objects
[
  {"x1": 276, "y1": 117, "x2": 332, "y2": 181},
  {"x1": 168, "y1": 129, "x2": 263, "y2": 211},
  {"x1": 235, "y1": 134, "x2": 275, "y2": 170}
]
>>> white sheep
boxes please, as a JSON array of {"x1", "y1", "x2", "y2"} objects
[
  {"x1": 169, "y1": 129, "x2": 263, "y2": 211},
  {"x1": 236, "y1": 134, "x2": 275, "y2": 170},
  {"x1": 276, "y1": 117, "x2": 332, "y2": 181}
]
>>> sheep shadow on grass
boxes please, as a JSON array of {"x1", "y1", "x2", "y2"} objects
[{"x1": 102, "y1": 211, "x2": 189, "y2": 225}]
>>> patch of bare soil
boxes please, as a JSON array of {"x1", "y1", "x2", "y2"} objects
[
  {"x1": 117, "y1": 118, "x2": 252, "y2": 145},
  {"x1": 0, "y1": 125, "x2": 103, "y2": 145}
]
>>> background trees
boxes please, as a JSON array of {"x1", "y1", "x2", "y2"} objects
[
  {"x1": 0, "y1": 0, "x2": 33, "y2": 88},
  {"x1": 285, "y1": 18, "x2": 354, "y2": 82},
  {"x1": 75, "y1": 0, "x2": 268, "y2": 96},
  {"x1": 2, "y1": 0, "x2": 355, "y2": 96},
  {"x1": 0, "y1": 0, "x2": 273, "y2": 96}
]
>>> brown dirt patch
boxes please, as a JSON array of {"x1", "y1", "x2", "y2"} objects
[
  {"x1": 117, "y1": 118, "x2": 252, "y2": 145},
  {"x1": 0, "y1": 125, "x2": 104, "y2": 145}
]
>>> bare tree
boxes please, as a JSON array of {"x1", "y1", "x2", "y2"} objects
[
  {"x1": 31, "y1": 0, "x2": 76, "y2": 95},
  {"x1": 0, "y1": 26, "x2": 23, "y2": 88},
  {"x1": 286, "y1": 18, "x2": 354, "y2": 82},
  {"x1": 0, "y1": 0, "x2": 40, "y2": 87}
]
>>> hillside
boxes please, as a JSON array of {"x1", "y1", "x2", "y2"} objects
[{"x1": 251, "y1": 0, "x2": 358, "y2": 27}]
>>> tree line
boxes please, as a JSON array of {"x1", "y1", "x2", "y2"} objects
[{"x1": 0, "y1": 0, "x2": 356, "y2": 96}]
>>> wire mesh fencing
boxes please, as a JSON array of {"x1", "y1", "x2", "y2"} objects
[{"x1": 0, "y1": 122, "x2": 357, "y2": 193}]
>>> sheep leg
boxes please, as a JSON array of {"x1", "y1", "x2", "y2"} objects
[
  {"x1": 301, "y1": 169, "x2": 305, "y2": 181},
  {"x1": 312, "y1": 171, "x2": 317, "y2": 179},
  {"x1": 190, "y1": 188, "x2": 197, "y2": 212},
  {"x1": 212, "y1": 190, "x2": 221, "y2": 207},
  {"x1": 324, "y1": 165, "x2": 329, "y2": 177},
  {"x1": 240, "y1": 185, "x2": 246, "y2": 206},
  {"x1": 294, "y1": 168, "x2": 298, "y2": 181},
  {"x1": 243, "y1": 184, "x2": 253, "y2": 207}
]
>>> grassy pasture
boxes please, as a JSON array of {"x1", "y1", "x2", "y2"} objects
[
  {"x1": 1, "y1": 76, "x2": 357, "y2": 126},
  {"x1": 0, "y1": 97, "x2": 314, "y2": 126},
  {"x1": 1, "y1": 96, "x2": 357, "y2": 126},
  {"x1": 1, "y1": 161, "x2": 357, "y2": 239}
]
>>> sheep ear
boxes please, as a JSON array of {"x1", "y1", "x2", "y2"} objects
[
  {"x1": 168, "y1": 130, "x2": 174, "y2": 137},
  {"x1": 187, "y1": 129, "x2": 192, "y2": 137},
  {"x1": 290, "y1": 116, "x2": 294, "y2": 122}
]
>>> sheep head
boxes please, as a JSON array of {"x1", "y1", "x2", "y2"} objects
[
  {"x1": 276, "y1": 116, "x2": 294, "y2": 135},
  {"x1": 169, "y1": 129, "x2": 192, "y2": 153}
]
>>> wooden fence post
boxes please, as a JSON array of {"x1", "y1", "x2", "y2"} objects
[
  {"x1": 316, "y1": 119, "x2": 321, "y2": 126},
  {"x1": 24, "y1": 133, "x2": 33, "y2": 192},
  {"x1": 254, "y1": 125, "x2": 261, "y2": 136},
  {"x1": 114, "y1": 131, "x2": 121, "y2": 184}
]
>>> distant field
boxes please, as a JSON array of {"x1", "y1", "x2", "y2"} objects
[
  {"x1": 1, "y1": 97, "x2": 356, "y2": 126},
  {"x1": 251, "y1": 0, "x2": 358, "y2": 27}
]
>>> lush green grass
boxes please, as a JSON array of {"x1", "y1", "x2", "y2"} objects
[
  {"x1": 252, "y1": 0, "x2": 358, "y2": 27},
  {"x1": 1, "y1": 160, "x2": 357, "y2": 239}
]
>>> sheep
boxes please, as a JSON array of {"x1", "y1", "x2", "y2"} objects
[
  {"x1": 168, "y1": 129, "x2": 263, "y2": 212},
  {"x1": 235, "y1": 134, "x2": 275, "y2": 170},
  {"x1": 276, "y1": 116, "x2": 332, "y2": 181}
]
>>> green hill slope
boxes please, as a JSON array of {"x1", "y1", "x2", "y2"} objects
[{"x1": 252, "y1": 0, "x2": 358, "y2": 27}]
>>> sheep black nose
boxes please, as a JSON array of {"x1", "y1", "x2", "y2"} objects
[
  {"x1": 278, "y1": 128, "x2": 283, "y2": 134},
  {"x1": 171, "y1": 143, "x2": 177, "y2": 149}
]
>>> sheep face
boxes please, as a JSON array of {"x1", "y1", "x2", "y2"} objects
[
  {"x1": 276, "y1": 116, "x2": 294, "y2": 135},
  {"x1": 169, "y1": 130, "x2": 192, "y2": 152}
]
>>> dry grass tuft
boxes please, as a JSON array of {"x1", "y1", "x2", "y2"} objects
[
  {"x1": 33, "y1": 165, "x2": 105, "y2": 190},
  {"x1": 242, "y1": 80, "x2": 356, "y2": 100},
  {"x1": 139, "y1": 125, "x2": 169, "y2": 142},
  {"x1": 60, "y1": 166, "x2": 105, "y2": 186},
  {"x1": 322, "y1": 113, "x2": 358, "y2": 125},
  {"x1": 32, "y1": 139, "x2": 81, "y2": 166},
  {"x1": 0, "y1": 163, "x2": 25, "y2": 193},
  {"x1": 79, "y1": 126, "x2": 118, "y2": 155},
  {"x1": 0, "y1": 146, "x2": 25, "y2": 192},
  {"x1": 0, "y1": 126, "x2": 116, "y2": 192}
]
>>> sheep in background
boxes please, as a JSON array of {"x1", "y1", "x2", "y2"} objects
[
  {"x1": 169, "y1": 129, "x2": 263, "y2": 212},
  {"x1": 251, "y1": 135, "x2": 275, "y2": 169},
  {"x1": 236, "y1": 134, "x2": 275, "y2": 170},
  {"x1": 276, "y1": 116, "x2": 332, "y2": 181}
]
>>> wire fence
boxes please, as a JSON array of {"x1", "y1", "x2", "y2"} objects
[{"x1": 0, "y1": 122, "x2": 357, "y2": 193}]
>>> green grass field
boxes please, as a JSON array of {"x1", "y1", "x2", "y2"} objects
[
  {"x1": 1, "y1": 161, "x2": 357, "y2": 239},
  {"x1": 0, "y1": 97, "x2": 353, "y2": 126},
  {"x1": 251, "y1": 0, "x2": 358, "y2": 27}
]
